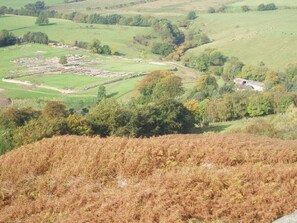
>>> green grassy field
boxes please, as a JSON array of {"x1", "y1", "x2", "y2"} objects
[
  {"x1": 0, "y1": 0, "x2": 62, "y2": 8},
  {"x1": 46, "y1": 0, "x2": 237, "y2": 15},
  {"x1": 18, "y1": 74, "x2": 109, "y2": 90},
  {"x1": 0, "y1": 15, "x2": 157, "y2": 58},
  {"x1": 187, "y1": 9, "x2": 297, "y2": 70},
  {"x1": 0, "y1": 43, "x2": 171, "y2": 107},
  {"x1": 229, "y1": 0, "x2": 297, "y2": 8}
]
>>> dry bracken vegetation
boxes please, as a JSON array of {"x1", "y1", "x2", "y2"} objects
[{"x1": 1, "y1": 134, "x2": 297, "y2": 222}]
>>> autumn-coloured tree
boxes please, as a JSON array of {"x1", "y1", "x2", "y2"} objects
[
  {"x1": 194, "y1": 73, "x2": 218, "y2": 100},
  {"x1": 137, "y1": 70, "x2": 184, "y2": 102},
  {"x1": 42, "y1": 101, "x2": 68, "y2": 118}
]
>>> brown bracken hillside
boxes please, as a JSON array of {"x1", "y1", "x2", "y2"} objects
[{"x1": 1, "y1": 134, "x2": 297, "y2": 223}]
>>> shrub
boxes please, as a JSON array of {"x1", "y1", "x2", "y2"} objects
[
  {"x1": 247, "y1": 94, "x2": 273, "y2": 117},
  {"x1": 207, "y1": 7, "x2": 216, "y2": 13},
  {"x1": 151, "y1": 42, "x2": 175, "y2": 56},
  {"x1": 0, "y1": 29, "x2": 17, "y2": 47},
  {"x1": 23, "y1": 31, "x2": 49, "y2": 44},
  {"x1": 59, "y1": 55, "x2": 67, "y2": 65},
  {"x1": 241, "y1": 5, "x2": 250, "y2": 12},
  {"x1": 186, "y1": 11, "x2": 197, "y2": 20}
]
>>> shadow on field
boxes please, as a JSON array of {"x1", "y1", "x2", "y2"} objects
[
  {"x1": 107, "y1": 92, "x2": 118, "y2": 98},
  {"x1": 191, "y1": 123, "x2": 232, "y2": 134},
  {"x1": 9, "y1": 26, "x2": 33, "y2": 31}
]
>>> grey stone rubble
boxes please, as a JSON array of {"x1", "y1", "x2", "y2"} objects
[
  {"x1": 12, "y1": 54, "x2": 130, "y2": 78},
  {"x1": 273, "y1": 211, "x2": 297, "y2": 223}
]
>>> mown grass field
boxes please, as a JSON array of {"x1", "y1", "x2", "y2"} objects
[
  {"x1": 187, "y1": 9, "x2": 297, "y2": 70},
  {"x1": 18, "y1": 74, "x2": 109, "y2": 90}
]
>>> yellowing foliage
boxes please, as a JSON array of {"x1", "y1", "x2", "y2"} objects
[
  {"x1": 184, "y1": 99, "x2": 200, "y2": 114},
  {"x1": 0, "y1": 134, "x2": 297, "y2": 222}
]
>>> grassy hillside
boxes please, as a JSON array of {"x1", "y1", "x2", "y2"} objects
[
  {"x1": 229, "y1": 0, "x2": 297, "y2": 9},
  {"x1": 187, "y1": 9, "x2": 297, "y2": 70},
  {"x1": 0, "y1": 15, "x2": 156, "y2": 58},
  {"x1": 0, "y1": 0, "x2": 62, "y2": 8},
  {"x1": 48, "y1": 0, "x2": 237, "y2": 15},
  {"x1": 1, "y1": 134, "x2": 297, "y2": 222}
]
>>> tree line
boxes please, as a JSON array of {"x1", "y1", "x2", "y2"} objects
[
  {"x1": 1, "y1": 69, "x2": 297, "y2": 155},
  {"x1": 186, "y1": 49, "x2": 297, "y2": 96},
  {"x1": 0, "y1": 30, "x2": 49, "y2": 46}
]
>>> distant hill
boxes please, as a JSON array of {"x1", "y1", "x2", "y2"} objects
[{"x1": 1, "y1": 134, "x2": 297, "y2": 222}]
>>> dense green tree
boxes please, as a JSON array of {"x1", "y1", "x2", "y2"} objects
[
  {"x1": 137, "y1": 70, "x2": 184, "y2": 102},
  {"x1": 153, "y1": 19, "x2": 185, "y2": 45},
  {"x1": 23, "y1": 31, "x2": 49, "y2": 44},
  {"x1": 241, "y1": 5, "x2": 250, "y2": 12},
  {"x1": 0, "y1": 7, "x2": 5, "y2": 16},
  {"x1": 206, "y1": 99, "x2": 232, "y2": 122},
  {"x1": 273, "y1": 94, "x2": 295, "y2": 113},
  {"x1": 0, "y1": 29, "x2": 17, "y2": 47},
  {"x1": 266, "y1": 3, "x2": 277, "y2": 10},
  {"x1": 101, "y1": 45, "x2": 112, "y2": 55},
  {"x1": 209, "y1": 50, "x2": 227, "y2": 66},
  {"x1": 223, "y1": 57, "x2": 244, "y2": 81},
  {"x1": 89, "y1": 39, "x2": 102, "y2": 54},
  {"x1": 195, "y1": 74, "x2": 218, "y2": 92},
  {"x1": 286, "y1": 63, "x2": 297, "y2": 80},
  {"x1": 192, "y1": 74, "x2": 218, "y2": 101},
  {"x1": 0, "y1": 128, "x2": 14, "y2": 155},
  {"x1": 257, "y1": 4, "x2": 266, "y2": 11},
  {"x1": 239, "y1": 65, "x2": 268, "y2": 81},
  {"x1": 257, "y1": 3, "x2": 276, "y2": 11},
  {"x1": 223, "y1": 92, "x2": 250, "y2": 119},
  {"x1": 132, "y1": 99, "x2": 194, "y2": 137},
  {"x1": 24, "y1": 1, "x2": 46, "y2": 16},
  {"x1": 186, "y1": 11, "x2": 197, "y2": 20},
  {"x1": 35, "y1": 12, "x2": 49, "y2": 25},
  {"x1": 97, "y1": 86, "x2": 107, "y2": 103},
  {"x1": 151, "y1": 42, "x2": 175, "y2": 56},
  {"x1": 188, "y1": 54, "x2": 210, "y2": 72},
  {"x1": 247, "y1": 94, "x2": 273, "y2": 117},
  {"x1": 87, "y1": 99, "x2": 132, "y2": 137}
]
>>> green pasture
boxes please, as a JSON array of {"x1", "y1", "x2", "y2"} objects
[
  {"x1": 98, "y1": 57, "x2": 172, "y2": 73},
  {"x1": 229, "y1": 0, "x2": 297, "y2": 9},
  {"x1": 0, "y1": 44, "x2": 85, "y2": 78},
  {"x1": 0, "y1": 0, "x2": 62, "y2": 8},
  {"x1": 187, "y1": 9, "x2": 297, "y2": 70},
  {"x1": 18, "y1": 74, "x2": 109, "y2": 90},
  {"x1": 0, "y1": 43, "x2": 170, "y2": 106},
  {"x1": 81, "y1": 76, "x2": 143, "y2": 100},
  {"x1": 0, "y1": 15, "x2": 157, "y2": 58}
]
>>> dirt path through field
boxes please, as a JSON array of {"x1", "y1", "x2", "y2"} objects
[{"x1": 2, "y1": 79, "x2": 75, "y2": 94}]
